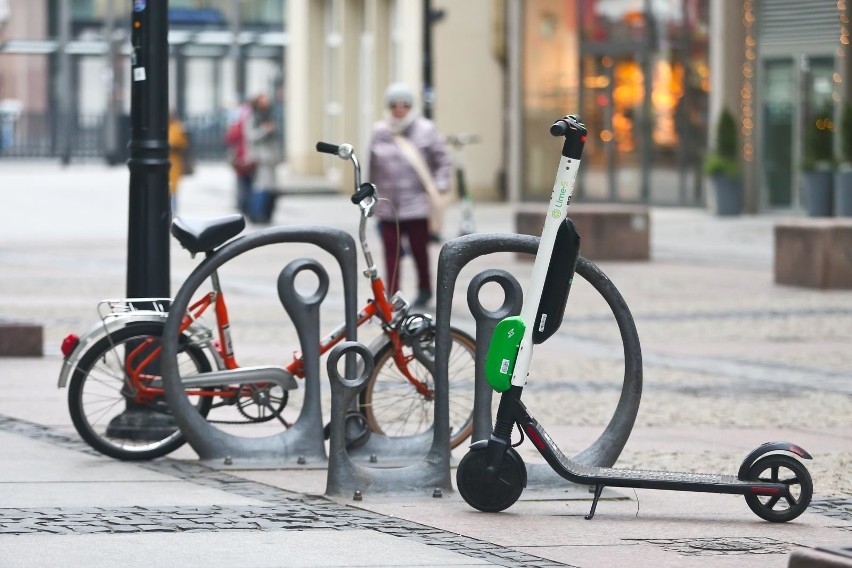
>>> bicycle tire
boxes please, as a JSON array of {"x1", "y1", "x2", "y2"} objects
[
  {"x1": 359, "y1": 327, "x2": 476, "y2": 449},
  {"x1": 67, "y1": 321, "x2": 213, "y2": 461}
]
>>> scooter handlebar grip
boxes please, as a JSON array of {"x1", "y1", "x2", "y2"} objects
[
  {"x1": 316, "y1": 141, "x2": 340, "y2": 155},
  {"x1": 550, "y1": 120, "x2": 569, "y2": 137}
]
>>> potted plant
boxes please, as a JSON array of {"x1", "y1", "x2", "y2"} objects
[
  {"x1": 801, "y1": 106, "x2": 834, "y2": 216},
  {"x1": 703, "y1": 108, "x2": 741, "y2": 216},
  {"x1": 835, "y1": 103, "x2": 852, "y2": 216}
]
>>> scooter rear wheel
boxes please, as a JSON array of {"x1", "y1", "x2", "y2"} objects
[
  {"x1": 744, "y1": 454, "x2": 813, "y2": 522},
  {"x1": 457, "y1": 446, "x2": 526, "y2": 512}
]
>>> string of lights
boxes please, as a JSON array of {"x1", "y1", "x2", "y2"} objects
[
  {"x1": 837, "y1": 0, "x2": 848, "y2": 103},
  {"x1": 741, "y1": 0, "x2": 755, "y2": 163}
]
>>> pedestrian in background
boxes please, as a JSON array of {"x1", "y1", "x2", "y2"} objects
[
  {"x1": 246, "y1": 93, "x2": 279, "y2": 224},
  {"x1": 368, "y1": 83, "x2": 452, "y2": 308},
  {"x1": 225, "y1": 100, "x2": 255, "y2": 216},
  {"x1": 168, "y1": 110, "x2": 189, "y2": 215}
]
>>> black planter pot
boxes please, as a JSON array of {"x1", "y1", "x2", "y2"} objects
[{"x1": 802, "y1": 171, "x2": 834, "y2": 217}]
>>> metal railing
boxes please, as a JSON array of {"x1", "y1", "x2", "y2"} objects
[{"x1": 0, "y1": 109, "x2": 285, "y2": 163}]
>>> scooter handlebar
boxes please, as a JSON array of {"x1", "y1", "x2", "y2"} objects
[{"x1": 550, "y1": 115, "x2": 584, "y2": 137}]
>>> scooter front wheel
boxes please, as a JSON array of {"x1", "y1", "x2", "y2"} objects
[
  {"x1": 457, "y1": 445, "x2": 526, "y2": 512},
  {"x1": 744, "y1": 454, "x2": 813, "y2": 522}
]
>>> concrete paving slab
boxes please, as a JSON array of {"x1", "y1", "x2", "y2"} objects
[
  {"x1": 0, "y1": 530, "x2": 492, "y2": 568},
  {"x1": 0, "y1": 432, "x2": 265, "y2": 509}
]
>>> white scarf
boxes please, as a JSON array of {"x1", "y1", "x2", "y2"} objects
[{"x1": 387, "y1": 110, "x2": 418, "y2": 134}]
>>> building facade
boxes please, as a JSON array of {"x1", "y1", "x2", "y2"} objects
[{"x1": 2, "y1": 1, "x2": 850, "y2": 213}]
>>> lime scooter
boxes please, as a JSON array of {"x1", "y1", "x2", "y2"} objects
[
  {"x1": 446, "y1": 134, "x2": 479, "y2": 236},
  {"x1": 456, "y1": 115, "x2": 814, "y2": 522}
]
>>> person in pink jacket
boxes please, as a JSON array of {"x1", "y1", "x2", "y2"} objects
[{"x1": 368, "y1": 83, "x2": 452, "y2": 308}]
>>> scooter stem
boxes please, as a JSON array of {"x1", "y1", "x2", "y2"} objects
[{"x1": 510, "y1": 118, "x2": 586, "y2": 388}]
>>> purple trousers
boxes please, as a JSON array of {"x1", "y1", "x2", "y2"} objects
[{"x1": 379, "y1": 219, "x2": 431, "y2": 295}]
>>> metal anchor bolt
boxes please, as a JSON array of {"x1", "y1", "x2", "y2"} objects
[
  {"x1": 353, "y1": 490, "x2": 363, "y2": 501},
  {"x1": 432, "y1": 488, "x2": 443, "y2": 498},
  {"x1": 297, "y1": 455, "x2": 306, "y2": 465},
  {"x1": 224, "y1": 456, "x2": 233, "y2": 465}
]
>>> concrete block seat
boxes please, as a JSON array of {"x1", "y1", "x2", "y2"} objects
[
  {"x1": 774, "y1": 219, "x2": 852, "y2": 289},
  {"x1": 0, "y1": 320, "x2": 43, "y2": 357},
  {"x1": 515, "y1": 203, "x2": 650, "y2": 261},
  {"x1": 787, "y1": 547, "x2": 852, "y2": 568}
]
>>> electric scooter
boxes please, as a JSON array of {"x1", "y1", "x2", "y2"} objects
[
  {"x1": 456, "y1": 115, "x2": 814, "y2": 522},
  {"x1": 447, "y1": 134, "x2": 479, "y2": 236}
]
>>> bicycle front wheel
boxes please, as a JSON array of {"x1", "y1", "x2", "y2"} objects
[
  {"x1": 67, "y1": 321, "x2": 213, "y2": 461},
  {"x1": 359, "y1": 327, "x2": 476, "y2": 448}
]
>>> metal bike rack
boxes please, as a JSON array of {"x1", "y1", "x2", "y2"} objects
[
  {"x1": 345, "y1": 337, "x2": 436, "y2": 464},
  {"x1": 466, "y1": 269, "x2": 524, "y2": 443},
  {"x1": 161, "y1": 226, "x2": 359, "y2": 465},
  {"x1": 273, "y1": 257, "x2": 332, "y2": 464},
  {"x1": 325, "y1": 341, "x2": 451, "y2": 497},
  {"x1": 435, "y1": 233, "x2": 642, "y2": 479}
]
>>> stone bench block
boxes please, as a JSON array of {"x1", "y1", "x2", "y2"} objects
[
  {"x1": 788, "y1": 547, "x2": 852, "y2": 568},
  {"x1": 515, "y1": 204, "x2": 650, "y2": 261},
  {"x1": 0, "y1": 321, "x2": 44, "y2": 357},
  {"x1": 774, "y1": 220, "x2": 852, "y2": 289}
]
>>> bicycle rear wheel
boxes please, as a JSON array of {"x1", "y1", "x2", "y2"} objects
[
  {"x1": 67, "y1": 321, "x2": 213, "y2": 460},
  {"x1": 359, "y1": 327, "x2": 476, "y2": 448}
]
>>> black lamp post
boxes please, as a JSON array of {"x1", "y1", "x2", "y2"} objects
[
  {"x1": 127, "y1": 0, "x2": 170, "y2": 302},
  {"x1": 422, "y1": 0, "x2": 445, "y2": 120},
  {"x1": 106, "y1": 0, "x2": 173, "y2": 440}
]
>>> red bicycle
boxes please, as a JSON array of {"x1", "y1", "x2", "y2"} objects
[{"x1": 58, "y1": 142, "x2": 476, "y2": 460}]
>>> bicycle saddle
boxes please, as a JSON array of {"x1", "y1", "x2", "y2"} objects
[{"x1": 171, "y1": 214, "x2": 246, "y2": 254}]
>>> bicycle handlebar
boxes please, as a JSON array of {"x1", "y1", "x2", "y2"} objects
[
  {"x1": 316, "y1": 141, "x2": 340, "y2": 155},
  {"x1": 315, "y1": 140, "x2": 378, "y2": 277},
  {"x1": 447, "y1": 134, "x2": 480, "y2": 147},
  {"x1": 316, "y1": 141, "x2": 355, "y2": 160},
  {"x1": 352, "y1": 183, "x2": 376, "y2": 205}
]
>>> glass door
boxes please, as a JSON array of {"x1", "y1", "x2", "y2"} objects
[
  {"x1": 761, "y1": 59, "x2": 795, "y2": 208},
  {"x1": 760, "y1": 56, "x2": 835, "y2": 209}
]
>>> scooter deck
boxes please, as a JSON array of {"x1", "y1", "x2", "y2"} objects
[{"x1": 525, "y1": 419, "x2": 771, "y2": 495}]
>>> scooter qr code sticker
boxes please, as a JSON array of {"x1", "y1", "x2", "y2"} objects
[
  {"x1": 133, "y1": 67, "x2": 146, "y2": 82},
  {"x1": 538, "y1": 313, "x2": 548, "y2": 332},
  {"x1": 500, "y1": 359, "x2": 510, "y2": 374}
]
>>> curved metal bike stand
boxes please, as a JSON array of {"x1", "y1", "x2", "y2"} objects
[
  {"x1": 435, "y1": 233, "x2": 642, "y2": 485},
  {"x1": 345, "y1": 333, "x2": 436, "y2": 464},
  {"x1": 325, "y1": 341, "x2": 452, "y2": 497},
  {"x1": 161, "y1": 226, "x2": 359, "y2": 465},
  {"x1": 466, "y1": 269, "x2": 524, "y2": 443}
]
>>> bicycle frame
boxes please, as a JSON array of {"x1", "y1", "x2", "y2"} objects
[
  {"x1": 119, "y1": 266, "x2": 431, "y2": 406},
  {"x1": 60, "y1": 143, "x2": 437, "y2": 415},
  {"x1": 107, "y1": 167, "x2": 434, "y2": 407}
]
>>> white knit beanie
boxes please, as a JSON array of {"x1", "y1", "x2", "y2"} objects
[{"x1": 384, "y1": 83, "x2": 415, "y2": 108}]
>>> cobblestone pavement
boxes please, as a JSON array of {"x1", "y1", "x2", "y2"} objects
[
  {"x1": 2, "y1": 412, "x2": 851, "y2": 564},
  {"x1": 0, "y1": 414, "x2": 570, "y2": 568}
]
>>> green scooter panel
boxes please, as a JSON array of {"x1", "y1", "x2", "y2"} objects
[{"x1": 485, "y1": 316, "x2": 526, "y2": 392}]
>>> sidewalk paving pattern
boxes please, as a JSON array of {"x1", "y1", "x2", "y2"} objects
[{"x1": 0, "y1": 161, "x2": 850, "y2": 567}]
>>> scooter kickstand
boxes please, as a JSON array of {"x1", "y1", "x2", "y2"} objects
[{"x1": 585, "y1": 484, "x2": 605, "y2": 520}]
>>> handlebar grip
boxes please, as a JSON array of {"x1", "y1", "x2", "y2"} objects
[
  {"x1": 550, "y1": 120, "x2": 569, "y2": 137},
  {"x1": 550, "y1": 115, "x2": 585, "y2": 137},
  {"x1": 351, "y1": 183, "x2": 376, "y2": 204},
  {"x1": 316, "y1": 141, "x2": 340, "y2": 155}
]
